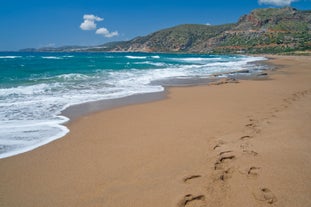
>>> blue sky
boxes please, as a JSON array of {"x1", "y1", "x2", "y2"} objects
[{"x1": 1, "y1": 0, "x2": 310, "y2": 51}]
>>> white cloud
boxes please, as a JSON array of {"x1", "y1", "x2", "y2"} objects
[
  {"x1": 206, "y1": 23, "x2": 212, "y2": 26},
  {"x1": 258, "y1": 0, "x2": 298, "y2": 6},
  {"x1": 80, "y1": 20, "x2": 97, "y2": 30},
  {"x1": 96, "y1": 27, "x2": 119, "y2": 38},
  {"x1": 83, "y1": 14, "x2": 103, "y2": 22},
  {"x1": 80, "y1": 14, "x2": 103, "y2": 30},
  {"x1": 80, "y1": 14, "x2": 118, "y2": 38}
]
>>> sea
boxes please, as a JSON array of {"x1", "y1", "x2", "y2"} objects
[{"x1": 0, "y1": 52, "x2": 267, "y2": 159}]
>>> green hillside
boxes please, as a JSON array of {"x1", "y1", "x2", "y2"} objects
[
  {"x1": 103, "y1": 7, "x2": 311, "y2": 54},
  {"x1": 25, "y1": 7, "x2": 311, "y2": 54}
]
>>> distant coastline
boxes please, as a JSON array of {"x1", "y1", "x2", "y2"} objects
[{"x1": 18, "y1": 7, "x2": 311, "y2": 55}]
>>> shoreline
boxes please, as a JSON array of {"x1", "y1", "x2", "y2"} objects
[
  {"x1": 0, "y1": 53, "x2": 269, "y2": 160},
  {"x1": 0, "y1": 55, "x2": 310, "y2": 207},
  {"x1": 62, "y1": 91, "x2": 167, "y2": 122},
  {"x1": 62, "y1": 55, "x2": 271, "y2": 123}
]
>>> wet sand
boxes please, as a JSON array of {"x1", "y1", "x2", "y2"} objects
[{"x1": 0, "y1": 55, "x2": 310, "y2": 207}]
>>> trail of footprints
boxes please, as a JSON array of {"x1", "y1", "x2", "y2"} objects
[
  {"x1": 179, "y1": 175, "x2": 206, "y2": 207},
  {"x1": 177, "y1": 118, "x2": 266, "y2": 206},
  {"x1": 272, "y1": 89, "x2": 311, "y2": 117},
  {"x1": 178, "y1": 117, "x2": 272, "y2": 206},
  {"x1": 214, "y1": 117, "x2": 277, "y2": 205},
  {"x1": 177, "y1": 89, "x2": 311, "y2": 206}
]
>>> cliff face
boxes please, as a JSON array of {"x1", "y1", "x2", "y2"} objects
[
  {"x1": 105, "y1": 7, "x2": 311, "y2": 54},
  {"x1": 209, "y1": 7, "x2": 311, "y2": 53}
]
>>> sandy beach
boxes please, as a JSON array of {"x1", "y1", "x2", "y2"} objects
[{"x1": 0, "y1": 55, "x2": 311, "y2": 207}]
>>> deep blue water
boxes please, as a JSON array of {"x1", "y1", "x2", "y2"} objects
[{"x1": 0, "y1": 52, "x2": 267, "y2": 158}]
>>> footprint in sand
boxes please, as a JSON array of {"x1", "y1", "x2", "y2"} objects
[
  {"x1": 214, "y1": 151, "x2": 236, "y2": 170},
  {"x1": 243, "y1": 149, "x2": 258, "y2": 156},
  {"x1": 219, "y1": 167, "x2": 234, "y2": 181},
  {"x1": 212, "y1": 140, "x2": 225, "y2": 150},
  {"x1": 219, "y1": 154, "x2": 236, "y2": 163},
  {"x1": 239, "y1": 166, "x2": 260, "y2": 177},
  {"x1": 253, "y1": 187, "x2": 277, "y2": 204},
  {"x1": 246, "y1": 123, "x2": 255, "y2": 127},
  {"x1": 245, "y1": 118, "x2": 262, "y2": 134},
  {"x1": 240, "y1": 142, "x2": 252, "y2": 150},
  {"x1": 178, "y1": 194, "x2": 206, "y2": 207},
  {"x1": 247, "y1": 166, "x2": 260, "y2": 176},
  {"x1": 240, "y1": 135, "x2": 252, "y2": 140},
  {"x1": 183, "y1": 175, "x2": 202, "y2": 183},
  {"x1": 213, "y1": 144, "x2": 221, "y2": 150}
]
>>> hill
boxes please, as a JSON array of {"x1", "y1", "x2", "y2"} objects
[{"x1": 22, "y1": 7, "x2": 311, "y2": 54}]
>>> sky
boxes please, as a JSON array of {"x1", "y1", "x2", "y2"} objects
[{"x1": 1, "y1": 0, "x2": 310, "y2": 51}]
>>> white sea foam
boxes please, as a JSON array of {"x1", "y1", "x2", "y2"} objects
[
  {"x1": 0, "y1": 56, "x2": 21, "y2": 59},
  {"x1": 56, "y1": 73, "x2": 90, "y2": 81},
  {"x1": 42, "y1": 56, "x2": 63, "y2": 59},
  {"x1": 136, "y1": 61, "x2": 166, "y2": 67},
  {"x1": 0, "y1": 119, "x2": 69, "y2": 159},
  {"x1": 181, "y1": 57, "x2": 221, "y2": 62},
  {"x1": 125, "y1": 55, "x2": 147, "y2": 59},
  {"x1": 0, "y1": 83, "x2": 51, "y2": 96},
  {"x1": 170, "y1": 57, "x2": 222, "y2": 63}
]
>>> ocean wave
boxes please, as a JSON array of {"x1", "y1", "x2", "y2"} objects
[
  {"x1": 135, "y1": 61, "x2": 166, "y2": 67},
  {"x1": 125, "y1": 55, "x2": 147, "y2": 59},
  {"x1": 0, "y1": 56, "x2": 21, "y2": 59},
  {"x1": 162, "y1": 56, "x2": 267, "y2": 78},
  {"x1": 104, "y1": 55, "x2": 115, "y2": 58},
  {"x1": 0, "y1": 83, "x2": 52, "y2": 96},
  {"x1": 56, "y1": 73, "x2": 90, "y2": 81},
  {"x1": 0, "y1": 118, "x2": 69, "y2": 159},
  {"x1": 42, "y1": 56, "x2": 63, "y2": 59},
  {"x1": 170, "y1": 57, "x2": 222, "y2": 62}
]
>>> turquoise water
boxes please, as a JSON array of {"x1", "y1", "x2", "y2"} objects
[{"x1": 0, "y1": 52, "x2": 267, "y2": 158}]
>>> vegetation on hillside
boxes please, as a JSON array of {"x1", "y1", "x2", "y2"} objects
[
  {"x1": 23, "y1": 7, "x2": 311, "y2": 54},
  {"x1": 103, "y1": 7, "x2": 311, "y2": 54}
]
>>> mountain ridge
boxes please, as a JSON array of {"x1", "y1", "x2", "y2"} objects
[{"x1": 21, "y1": 7, "x2": 311, "y2": 54}]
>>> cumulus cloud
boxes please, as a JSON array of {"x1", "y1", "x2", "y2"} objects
[
  {"x1": 80, "y1": 14, "x2": 118, "y2": 38},
  {"x1": 80, "y1": 14, "x2": 103, "y2": 30},
  {"x1": 258, "y1": 0, "x2": 298, "y2": 6},
  {"x1": 96, "y1": 27, "x2": 119, "y2": 38},
  {"x1": 83, "y1": 14, "x2": 103, "y2": 22}
]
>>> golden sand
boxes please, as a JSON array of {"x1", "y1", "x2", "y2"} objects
[{"x1": 0, "y1": 55, "x2": 310, "y2": 207}]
